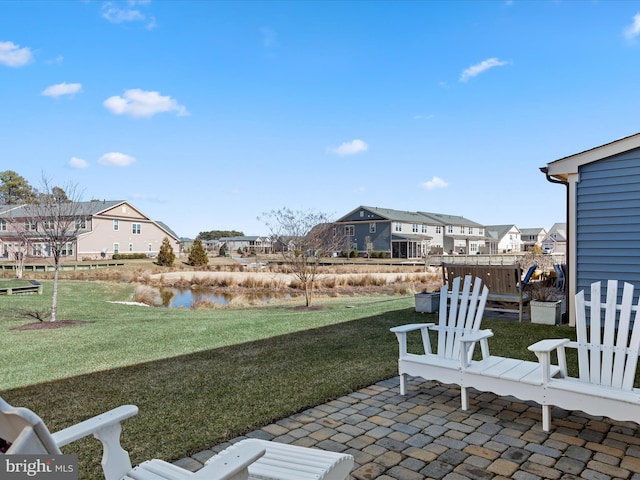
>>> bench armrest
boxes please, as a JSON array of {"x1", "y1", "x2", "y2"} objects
[
  {"x1": 459, "y1": 329, "x2": 494, "y2": 367},
  {"x1": 528, "y1": 338, "x2": 570, "y2": 382},
  {"x1": 459, "y1": 329, "x2": 494, "y2": 343},
  {"x1": 528, "y1": 338, "x2": 570, "y2": 353},
  {"x1": 391, "y1": 323, "x2": 435, "y2": 356},
  {"x1": 390, "y1": 323, "x2": 435, "y2": 334},
  {"x1": 199, "y1": 440, "x2": 265, "y2": 480},
  {"x1": 51, "y1": 405, "x2": 139, "y2": 480},
  {"x1": 51, "y1": 405, "x2": 138, "y2": 447}
]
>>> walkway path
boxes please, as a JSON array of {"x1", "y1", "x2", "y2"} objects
[{"x1": 173, "y1": 376, "x2": 640, "y2": 479}]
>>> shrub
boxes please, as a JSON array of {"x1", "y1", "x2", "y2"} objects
[
  {"x1": 188, "y1": 238, "x2": 209, "y2": 266},
  {"x1": 112, "y1": 253, "x2": 148, "y2": 260},
  {"x1": 157, "y1": 237, "x2": 176, "y2": 267}
]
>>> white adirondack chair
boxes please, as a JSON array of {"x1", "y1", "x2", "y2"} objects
[
  {"x1": 0, "y1": 396, "x2": 354, "y2": 480},
  {"x1": 529, "y1": 280, "x2": 640, "y2": 431},
  {"x1": 390, "y1": 275, "x2": 490, "y2": 404}
]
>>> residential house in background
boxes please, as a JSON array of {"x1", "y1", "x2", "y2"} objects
[
  {"x1": 220, "y1": 236, "x2": 272, "y2": 254},
  {"x1": 544, "y1": 131, "x2": 640, "y2": 325},
  {"x1": 520, "y1": 227, "x2": 547, "y2": 252},
  {"x1": 0, "y1": 200, "x2": 180, "y2": 261},
  {"x1": 333, "y1": 206, "x2": 486, "y2": 258},
  {"x1": 541, "y1": 223, "x2": 567, "y2": 255},
  {"x1": 485, "y1": 225, "x2": 522, "y2": 254}
]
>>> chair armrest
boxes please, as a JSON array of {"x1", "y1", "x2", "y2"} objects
[
  {"x1": 390, "y1": 323, "x2": 434, "y2": 333},
  {"x1": 51, "y1": 405, "x2": 138, "y2": 480},
  {"x1": 198, "y1": 440, "x2": 265, "y2": 480},
  {"x1": 51, "y1": 405, "x2": 139, "y2": 447},
  {"x1": 528, "y1": 338, "x2": 570, "y2": 382},
  {"x1": 391, "y1": 324, "x2": 435, "y2": 356},
  {"x1": 459, "y1": 329, "x2": 494, "y2": 367},
  {"x1": 459, "y1": 329, "x2": 494, "y2": 343},
  {"x1": 528, "y1": 338, "x2": 570, "y2": 353}
]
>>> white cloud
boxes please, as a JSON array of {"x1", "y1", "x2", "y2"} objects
[
  {"x1": 460, "y1": 57, "x2": 508, "y2": 82},
  {"x1": 329, "y1": 139, "x2": 369, "y2": 156},
  {"x1": 0, "y1": 41, "x2": 33, "y2": 67},
  {"x1": 98, "y1": 152, "x2": 136, "y2": 167},
  {"x1": 101, "y1": 1, "x2": 156, "y2": 29},
  {"x1": 41, "y1": 82, "x2": 82, "y2": 97},
  {"x1": 69, "y1": 157, "x2": 89, "y2": 169},
  {"x1": 624, "y1": 13, "x2": 640, "y2": 41},
  {"x1": 421, "y1": 176, "x2": 448, "y2": 190},
  {"x1": 103, "y1": 89, "x2": 189, "y2": 118}
]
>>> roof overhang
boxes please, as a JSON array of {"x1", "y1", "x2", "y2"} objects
[{"x1": 544, "y1": 132, "x2": 640, "y2": 181}]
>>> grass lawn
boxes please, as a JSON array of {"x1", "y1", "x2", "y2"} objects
[{"x1": 0, "y1": 279, "x2": 577, "y2": 479}]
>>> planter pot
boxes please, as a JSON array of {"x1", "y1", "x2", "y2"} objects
[
  {"x1": 415, "y1": 293, "x2": 440, "y2": 313},
  {"x1": 530, "y1": 300, "x2": 562, "y2": 325}
]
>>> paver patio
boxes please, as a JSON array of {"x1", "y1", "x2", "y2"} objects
[{"x1": 174, "y1": 376, "x2": 640, "y2": 479}]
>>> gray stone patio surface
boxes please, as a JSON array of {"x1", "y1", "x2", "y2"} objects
[{"x1": 173, "y1": 376, "x2": 640, "y2": 479}]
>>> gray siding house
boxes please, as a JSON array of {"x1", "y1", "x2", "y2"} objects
[
  {"x1": 544, "y1": 132, "x2": 640, "y2": 325},
  {"x1": 334, "y1": 206, "x2": 485, "y2": 258}
]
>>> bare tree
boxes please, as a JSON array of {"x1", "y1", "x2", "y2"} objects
[
  {"x1": 1, "y1": 204, "x2": 29, "y2": 278},
  {"x1": 260, "y1": 207, "x2": 346, "y2": 307},
  {"x1": 22, "y1": 177, "x2": 85, "y2": 322}
]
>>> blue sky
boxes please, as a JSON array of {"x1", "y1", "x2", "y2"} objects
[{"x1": 2, "y1": 1, "x2": 640, "y2": 238}]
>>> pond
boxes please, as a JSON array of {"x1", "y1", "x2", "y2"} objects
[{"x1": 161, "y1": 288, "x2": 294, "y2": 308}]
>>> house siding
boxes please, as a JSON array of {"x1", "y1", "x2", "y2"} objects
[{"x1": 576, "y1": 150, "x2": 640, "y2": 299}]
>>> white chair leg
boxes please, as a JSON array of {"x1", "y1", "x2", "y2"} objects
[
  {"x1": 399, "y1": 373, "x2": 407, "y2": 395},
  {"x1": 542, "y1": 405, "x2": 551, "y2": 431},
  {"x1": 461, "y1": 386, "x2": 469, "y2": 410}
]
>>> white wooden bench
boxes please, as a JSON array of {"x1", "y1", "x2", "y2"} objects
[
  {"x1": 529, "y1": 279, "x2": 640, "y2": 431},
  {"x1": 0, "y1": 397, "x2": 353, "y2": 480},
  {"x1": 391, "y1": 275, "x2": 562, "y2": 422},
  {"x1": 391, "y1": 275, "x2": 490, "y2": 406}
]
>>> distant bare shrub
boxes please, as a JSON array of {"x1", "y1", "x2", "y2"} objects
[
  {"x1": 133, "y1": 285, "x2": 161, "y2": 306},
  {"x1": 393, "y1": 282, "x2": 414, "y2": 295}
]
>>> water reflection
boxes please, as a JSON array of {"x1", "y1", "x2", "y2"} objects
[{"x1": 161, "y1": 288, "x2": 292, "y2": 308}]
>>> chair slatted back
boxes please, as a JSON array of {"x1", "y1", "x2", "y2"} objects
[
  {"x1": 437, "y1": 275, "x2": 488, "y2": 360},
  {"x1": 574, "y1": 280, "x2": 640, "y2": 390},
  {"x1": 0, "y1": 397, "x2": 61, "y2": 455}
]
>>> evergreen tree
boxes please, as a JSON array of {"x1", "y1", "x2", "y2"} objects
[
  {"x1": 188, "y1": 238, "x2": 208, "y2": 266},
  {"x1": 157, "y1": 237, "x2": 175, "y2": 266}
]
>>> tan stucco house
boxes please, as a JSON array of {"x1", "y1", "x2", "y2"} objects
[{"x1": 0, "y1": 200, "x2": 180, "y2": 261}]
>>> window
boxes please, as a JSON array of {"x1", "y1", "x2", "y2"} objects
[
  {"x1": 345, "y1": 225, "x2": 354, "y2": 236},
  {"x1": 132, "y1": 223, "x2": 141, "y2": 235},
  {"x1": 113, "y1": 219, "x2": 119, "y2": 231},
  {"x1": 113, "y1": 243, "x2": 119, "y2": 254},
  {"x1": 436, "y1": 226, "x2": 441, "y2": 234},
  {"x1": 76, "y1": 218, "x2": 86, "y2": 230},
  {"x1": 25, "y1": 220, "x2": 37, "y2": 231},
  {"x1": 447, "y1": 225, "x2": 453, "y2": 234},
  {"x1": 395, "y1": 222, "x2": 402, "y2": 232},
  {"x1": 62, "y1": 243, "x2": 73, "y2": 256},
  {"x1": 469, "y1": 227, "x2": 473, "y2": 235},
  {"x1": 369, "y1": 223, "x2": 376, "y2": 233},
  {"x1": 32, "y1": 243, "x2": 42, "y2": 256},
  {"x1": 422, "y1": 225, "x2": 427, "y2": 233},
  {"x1": 412, "y1": 224, "x2": 418, "y2": 233},
  {"x1": 460, "y1": 226, "x2": 465, "y2": 234},
  {"x1": 0, "y1": 219, "x2": 6, "y2": 231},
  {"x1": 42, "y1": 219, "x2": 54, "y2": 230}
]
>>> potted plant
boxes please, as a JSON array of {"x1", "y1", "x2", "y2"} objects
[
  {"x1": 528, "y1": 283, "x2": 562, "y2": 325},
  {"x1": 415, "y1": 289, "x2": 440, "y2": 313}
]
